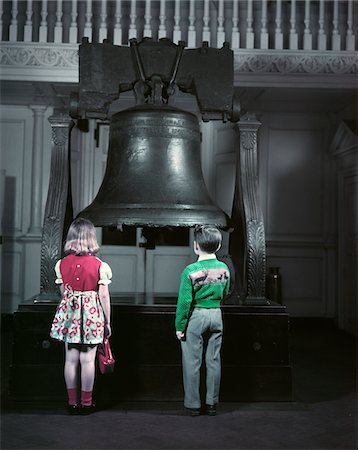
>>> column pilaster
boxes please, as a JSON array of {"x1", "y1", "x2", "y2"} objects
[
  {"x1": 28, "y1": 105, "x2": 47, "y2": 236},
  {"x1": 37, "y1": 114, "x2": 74, "y2": 302},
  {"x1": 230, "y1": 113, "x2": 268, "y2": 305}
]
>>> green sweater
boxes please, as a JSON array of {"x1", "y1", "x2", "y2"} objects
[{"x1": 175, "y1": 258, "x2": 230, "y2": 332}]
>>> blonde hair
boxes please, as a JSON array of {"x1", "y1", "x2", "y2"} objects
[{"x1": 64, "y1": 218, "x2": 100, "y2": 255}]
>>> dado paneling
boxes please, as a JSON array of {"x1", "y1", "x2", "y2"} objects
[
  {"x1": 266, "y1": 127, "x2": 324, "y2": 239},
  {"x1": 149, "y1": 248, "x2": 193, "y2": 294},
  {"x1": 99, "y1": 246, "x2": 145, "y2": 295},
  {"x1": 2, "y1": 243, "x2": 23, "y2": 312},
  {"x1": 0, "y1": 110, "x2": 32, "y2": 235},
  {"x1": 262, "y1": 113, "x2": 334, "y2": 316},
  {"x1": 1, "y1": 106, "x2": 59, "y2": 312},
  {"x1": 1, "y1": 107, "x2": 33, "y2": 312}
]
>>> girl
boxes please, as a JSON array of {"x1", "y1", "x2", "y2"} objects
[{"x1": 50, "y1": 218, "x2": 112, "y2": 415}]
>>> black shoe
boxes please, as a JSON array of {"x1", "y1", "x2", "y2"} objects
[
  {"x1": 206, "y1": 404, "x2": 217, "y2": 416},
  {"x1": 79, "y1": 404, "x2": 96, "y2": 415},
  {"x1": 185, "y1": 407, "x2": 200, "y2": 417},
  {"x1": 66, "y1": 404, "x2": 80, "y2": 415}
]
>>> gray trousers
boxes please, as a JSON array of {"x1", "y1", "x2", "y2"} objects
[{"x1": 180, "y1": 308, "x2": 223, "y2": 409}]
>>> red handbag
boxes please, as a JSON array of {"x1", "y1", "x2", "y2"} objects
[{"x1": 98, "y1": 338, "x2": 116, "y2": 374}]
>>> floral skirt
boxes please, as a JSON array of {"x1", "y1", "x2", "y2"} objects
[{"x1": 50, "y1": 286, "x2": 105, "y2": 344}]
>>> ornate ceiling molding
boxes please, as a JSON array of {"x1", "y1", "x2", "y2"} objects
[
  {"x1": 234, "y1": 50, "x2": 358, "y2": 74},
  {"x1": 0, "y1": 43, "x2": 78, "y2": 68},
  {"x1": 0, "y1": 43, "x2": 357, "y2": 87}
]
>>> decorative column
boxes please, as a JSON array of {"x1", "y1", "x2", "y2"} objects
[
  {"x1": 36, "y1": 114, "x2": 73, "y2": 302},
  {"x1": 230, "y1": 113, "x2": 268, "y2": 305},
  {"x1": 28, "y1": 105, "x2": 47, "y2": 236}
]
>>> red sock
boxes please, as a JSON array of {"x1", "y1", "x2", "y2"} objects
[
  {"x1": 67, "y1": 388, "x2": 78, "y2": 406},
  {"x1": 81, "y1": 390, "x2": 93, "y2": 406}
]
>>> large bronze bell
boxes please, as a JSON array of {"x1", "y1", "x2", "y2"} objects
[{"x1": 79, "y1": 104, "x2": 229, "y2": 228}]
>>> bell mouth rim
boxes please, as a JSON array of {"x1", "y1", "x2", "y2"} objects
[{"x1": 77, "y1": 206, "x2": 230, "y2": 230}]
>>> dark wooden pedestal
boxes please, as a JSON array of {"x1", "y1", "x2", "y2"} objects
[{"x1": 9, "y1": 301, "x2": 292, "y2": 404}]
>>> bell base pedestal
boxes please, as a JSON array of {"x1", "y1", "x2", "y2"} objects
[{"x1": 8, "y1": 299, "x2": 292, "y2": 404}]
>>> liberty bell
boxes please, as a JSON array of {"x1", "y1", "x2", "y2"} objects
[
  {"x1": 76, "y1": 38, "x2": 232, "y2": 229},
  {"x1": 79, "y1": 102, "x2": 229, "y2": 228}
]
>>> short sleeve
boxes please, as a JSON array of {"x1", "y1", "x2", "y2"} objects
[
  {"x1": 54, "y1": 260, "x2": 63, "y2": 284},
  {"x1": 99, "y1": 261, "x2": 112, "y2": 285}
]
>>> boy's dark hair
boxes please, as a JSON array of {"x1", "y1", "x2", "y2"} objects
[{"x1": 194, "y1": 225, "x2": 222, "y2": 254}]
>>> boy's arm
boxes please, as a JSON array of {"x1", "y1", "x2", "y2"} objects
[
  {"x1": 224, "y1": 270, "x2": 231, "y2": 297},
  {"x1": 175, "y1": 269, "x2": 193, "y2": 336}
]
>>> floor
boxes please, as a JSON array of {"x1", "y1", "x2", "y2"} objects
[{"x1": 1, "y1": 318, "x2": 357, "y2": 450}]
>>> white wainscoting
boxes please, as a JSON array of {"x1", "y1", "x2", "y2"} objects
[
  {"x1": 146, "y1": 246, "x2": 193, "y2": 295},
  {"x1": 99, "y1": 245, "x2": 145, "y2": 297}
]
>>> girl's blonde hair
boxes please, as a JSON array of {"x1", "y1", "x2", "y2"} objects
[{"x1": 64, "y1": 218, "x2": 100, "y2": 255}]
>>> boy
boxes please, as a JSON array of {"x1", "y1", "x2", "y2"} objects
[{"x1": 175, "y1": 225, "x2": 230, "y2": 416}]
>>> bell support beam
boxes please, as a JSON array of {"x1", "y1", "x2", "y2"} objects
[
  {"x1": 36, "y1": 114, "x2": 74, "y2": 303},
  {"x1": 69, "y1": 38, "x2": 237, "y2": 122},
  {"x1": 230, "y1": 113, "x2": 268, "y2": 305}
]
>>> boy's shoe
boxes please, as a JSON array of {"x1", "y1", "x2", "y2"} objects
[
  {"x1": 206, "y1": 404, "x2": 217, "y2": 416},
  {"x1": 66, "y1": 404, "x2": 80, "y2": 415},
  {"x1": 79, "y1": 404, "x2": 96, "y2": 415},
  {"x1": 185, "y1": 407, "x2": 200, "y2": 417}
]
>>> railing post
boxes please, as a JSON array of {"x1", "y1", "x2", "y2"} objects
[
  {"x1": 202, "y1": 0, "x2": 211, "y2": 45},
  {"x1": 113, "y1": 0, "x2": 123, "y2": 45},
  {"x1": 260, "y1": 0, "x2": 268, "y2": 50},
  {"x1": 128, "y1": 0, "x2": 137, "y2": 40},
  {"x1": 83, "y1": 0, "x2": 93, "y2": 41},
  {"x1": 303, "y1": 0, "x2": 312, "y2": 50},
  {"x1": 346, "y1": 0, "x2": 355, "y2": 51},
  {"x1": 274, "y1": 0, "x2": 283, "y2": 49},
  {"x1": 143, "y1": 0, "x2": 152, "y2": 38},
  {"x1": 216, "y1": 0, "x2": 225, "y2": 47},
  {"x1": 39, "y1": 0, "x2": 48, "y2": 42},
  {"x1": 99, "y1": 0, "x2": 108, "y2": 42},
  {"x1": 173, "y1": 0, "x2": 181, "y2": 44},
  {"x1": 231, "y1": 0, "x2": 239, "y2": 49},
  {"x1": 24, "y1": 0, "x2": 33, "y2": 42},
  {"x1": 69, "y1": 0, "x2": 78, "y2": 43},
  {"x1": 188, "y1": 0, "x2": 196, "y2": 47},
  {"x1": 246, "y1": 0, "x2": 254, "y2": 49},
  {"x1": 0, "y1": 1, "x2": 3, "y2": 42},
  {"x1": 9, "y1": 0, "x2": 18, "y2": 41},
  {"x1": 54, "y1": 0, "x2": 63, "y2": 43},
  {"x1": 158, "y1": 0, "x2": 166, "y2": 39},
  {"x1": 318, "y1": 0, "x2": 327, "y2": 50},
  {"x1": 332, "y1": 0, "x2": 341, "y2": 50},
  {"x1": 289, "y1": 0, "x2": 298, "y2": 50}
]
